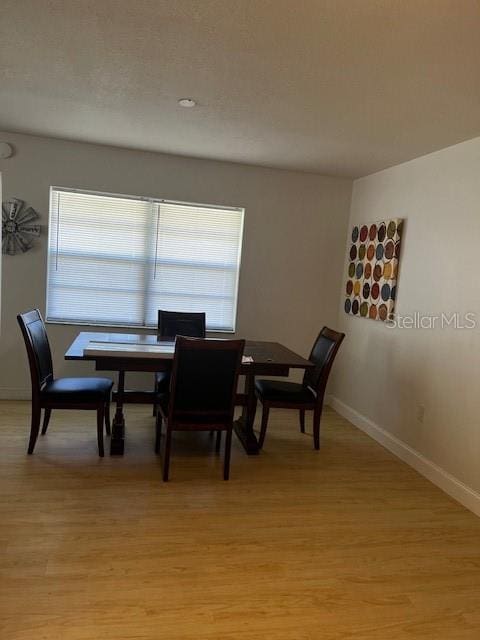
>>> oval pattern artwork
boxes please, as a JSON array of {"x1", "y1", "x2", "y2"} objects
[{"x1": 345, "y1": 218, "x2": 403, "y2": 322}]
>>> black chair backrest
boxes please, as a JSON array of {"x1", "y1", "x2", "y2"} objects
[
  {"x1": 157, "y1": 310, "x2": 206, "y2": 339},
  {"x1": 169, "y1": 337, "x2": 244, "y2": 424},
  {"x1": 303, "y1": 327, "x2": 345, "y2": 395},
  {"x1": 17, "y1": 309, "x2": 54, "y2": 394}
]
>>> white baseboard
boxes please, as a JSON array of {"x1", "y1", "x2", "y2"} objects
[
  {"x1": 0, "y1": 388, "x2": 30, "y2": 400},
  {"x1": 328, "y1": 395, "x2": 480, "y2": 518}
]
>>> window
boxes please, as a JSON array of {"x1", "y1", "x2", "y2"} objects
[{"x1": 46, "y1": 188, "x2": 244, "y2": 331}]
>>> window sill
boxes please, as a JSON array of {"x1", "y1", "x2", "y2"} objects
[{"x1": 45, "y1": 319, "x2": 235, "y2": 334}]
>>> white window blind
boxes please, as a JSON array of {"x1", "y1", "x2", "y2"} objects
[{"x1": 46, "y1": 188, "x2": 244, "y2": 331}]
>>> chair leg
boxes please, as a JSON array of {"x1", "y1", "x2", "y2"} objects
[
  {"x1": 28, "y1": 402, "x2": 42, "y2": 454},
  {"x1": 97, "y1": 405, "x2": 105, "y2": 457},
  {"x1": 313, "y1": 407, "x2": 321, "y2": 450},
  {"x1": 105, "y1": 401, "x2": 111, "y2": 436},
  {"x1": 224, "y1": 428, "x2": 233, "y2": 480},
  {"x1": 215, "y1": 430, "x2": 222, "y2": 453},
  {"x1": 299, "y1": 409, "x2": 305, "y2": 433},
  {"x1": 258, "y1": 403, "x2": 270, "y2": 449},
  {"x1": 41, "y1": 408, "x2": 52, "y2": 435},
  {"x1": 162, "y1": 425, "x2": 172, "y2": 482},
  {"x1": 155, "y1": 414, "x2": 163, "y2": 454},
  {"x1": 153, "y1": 377, "x2": 160, "y2": 416}
]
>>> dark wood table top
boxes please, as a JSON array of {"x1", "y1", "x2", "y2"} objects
[{"x1": 65, "y1": 331, "x2": 313, "y2": 375}]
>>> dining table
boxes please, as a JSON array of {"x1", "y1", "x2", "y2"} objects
[{"x1": 65, "y1": 332, "x2": 313, "y2": 456}]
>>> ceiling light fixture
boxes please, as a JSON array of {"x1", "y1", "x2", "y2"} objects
[{"x1": 178, "y1": 98, "x2": 196, "y2": 108}]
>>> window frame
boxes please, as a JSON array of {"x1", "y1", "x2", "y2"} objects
[{"x1": 45, "y1": 186, "x2": 245, "y2": 333}]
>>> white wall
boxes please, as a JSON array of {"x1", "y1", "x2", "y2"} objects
[
  {"x1": 0, "y1": 131, "x2": 352, "y2": 397},
  {"x1": 331, "y1": 135, "x2": 480, "y2": 513}
]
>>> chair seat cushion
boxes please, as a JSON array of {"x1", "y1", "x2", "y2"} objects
[
  {"x1": 255, "y1": 379, "x2": 315, "y2": 404},
  {"x1": 42, "y1": 377, "x2": 113, "y2": 404},
  {"x1": 155, "y1": 371, "x2": 170, "y2": 393}
]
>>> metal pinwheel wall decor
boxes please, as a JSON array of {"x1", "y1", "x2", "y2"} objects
[{"x1": 2, "y1": 198, "x2": 41, "y2": 255}]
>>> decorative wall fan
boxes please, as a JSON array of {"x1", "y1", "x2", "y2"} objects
[{"x1": 2, "y1": 198, "x2": 41, "y2": 255}]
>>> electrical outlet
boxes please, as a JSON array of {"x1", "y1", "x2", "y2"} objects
[{"x1": 416, "y1": 404, "x2": 425, "y2": 424}]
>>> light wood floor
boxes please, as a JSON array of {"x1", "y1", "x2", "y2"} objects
[{"x1": 1, "y1": 400, "x2": 480, "y2": 639}]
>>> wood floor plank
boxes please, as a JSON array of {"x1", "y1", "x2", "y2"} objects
[{"x1": 1, "y1": 400, "x2": 480, "y2": 639}]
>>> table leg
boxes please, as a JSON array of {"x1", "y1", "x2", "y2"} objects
[
  {"x1": 233, "y1": 373, "x2": 259, "y2": 455},
  {"x1": 110, "y1": 370, "x2": 125, "y2": 455}
]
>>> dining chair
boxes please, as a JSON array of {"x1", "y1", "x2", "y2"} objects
[
  {"x1": 255, "y1": 327, "x2": 345, "y2": 450},
  {"x1": 156, "y1": 336, "x2": 244, "y2": 481},
  {"x1": 17, "y1": 309, "x2": 113, "y2": 456},
  {"x1": 157, "y1": 310, "x2": 206, "y2": 339},
  {"x1": 153, "y1": 310, "x2": 206, "y2": 413}
]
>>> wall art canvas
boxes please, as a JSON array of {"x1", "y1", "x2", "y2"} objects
[{"x1": 344, "y1": 218, "x2": 403, "y2": 321}]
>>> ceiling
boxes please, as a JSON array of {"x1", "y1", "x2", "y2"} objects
[{"x1": 1, "y1": 0, "x2": 479, "y2": 177}]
